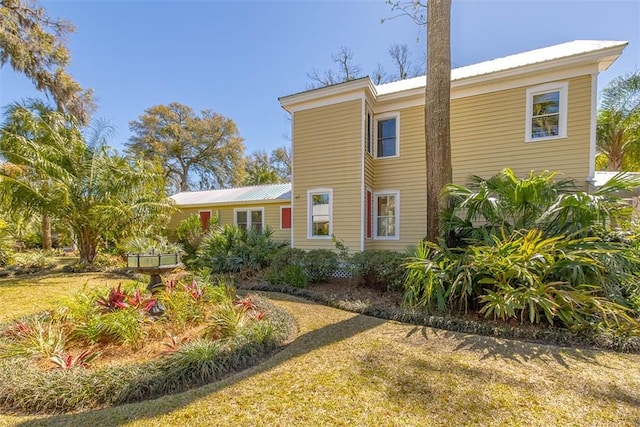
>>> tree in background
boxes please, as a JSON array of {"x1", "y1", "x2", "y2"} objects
[
  {"x1": 596, "y1": 71, "x2": 640, "y2": 171},
  {"x1": 307, "y1": 43, "x2": 423, "y2": 88},
  {"x1": 0, "y1": 101, "x2": 174, "y2": 263},
  {"x1": 243, "y1": 146, "x2": 291, "y2": 186},
  {"x1": 0, "y1": 0, "x2": 94, "y2": 124},
  {"x1": 270, "y1": 145, "x2": 291, "y2": 181},
  {"x1": 127, "y1": 102, "x2": 246, "y2": 193},
  {"x1": 0, "y1": 99, "x2": 73, "y2": 250},
  {"x1": 306, "y1": 46, "x2": 363, "y2": 88}
]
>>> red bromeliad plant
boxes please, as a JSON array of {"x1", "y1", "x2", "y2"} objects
[
  {"x1": 0, "y1": 320, "x2": 34, "y2": 338},
  {"x1": 160, "y1": 333, "x2": 187, "y2": 355},
  {"x1": 97, "y1": 285, "x2": 157, "y2": 313},
  {"x1": 183, "y1": 280, "x2": 203, "y2": 300},
  {"x1": 97, "y1": 284, "x2": 129, "y2": 312},
  {"x1": 50, "y1": 349, "x2": 101, "y2": 370},
  {"x1": 235, "y1": 295, "x2": 256, "y2": 311}
]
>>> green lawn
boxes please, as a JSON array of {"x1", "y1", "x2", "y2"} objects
[{"x1": 1, "y1": 275, "x2": 639, "y2": 426}]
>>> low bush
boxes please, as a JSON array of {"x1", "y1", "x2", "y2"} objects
[
  {"x1": 404, "y1": 229, "x2": 640, "y2": 334},
  {"x1": 196, "y1": 225, "x2": 286, "y2": 274},
  {"x1": 303, "y1": 249, "x2": 338, "y2": 284},
  {"x1": 175, "y1": 214, "x2": 215, "y2": 267},
  {"x1": 350, "y1": 249, "x2": 407, "y2": 292}
]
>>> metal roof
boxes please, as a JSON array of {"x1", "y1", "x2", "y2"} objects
[
  {"x1": 171, "y1": 183, "x2": 291, "y2": 207},
  {"x1": 375, "y1": 40, "x2": 627, "y2": 95}
]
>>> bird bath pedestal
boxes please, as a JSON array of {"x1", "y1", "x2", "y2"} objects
[{"x1": 126, "y1": 253, "x2": 182, "y2": 292}]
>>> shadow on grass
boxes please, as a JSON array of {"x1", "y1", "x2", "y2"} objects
[
  {"x1": 405, "y1": 325, "x2": 597, "y2": 367},
  {"x1": 17, "y1": 295, "x2": 386, "y2": 427}
]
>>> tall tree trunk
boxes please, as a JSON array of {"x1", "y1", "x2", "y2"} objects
[
  {"x1": 41, "y1": 214, "x2": 52, "y2": 250},
  {"x1": 425, "y1": 0, "x2": 452, "y2": 243}
]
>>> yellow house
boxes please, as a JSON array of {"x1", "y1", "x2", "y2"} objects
[
  {"x1": 278, "y1": 40, "x2": 628, "y2": 252},
  {"x1": 168, "y1": 183, "x2": 292, "y2": 243}
]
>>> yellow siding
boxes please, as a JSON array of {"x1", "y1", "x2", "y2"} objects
[
  {"x1": 287, "y1": 74, "x2": 594, "y2": 253},
  {"x1": 369, "y1": 106, "x2": 427, "y2": 251},
  {"x1": 451, "y1": 75, "x2": 592, "y2": 186},
  {"x1": 167, "y1": 202, "x2": 291, "y2": 243},
  {"x1": 369, "y1": 75, "x2": 593, "y2": 251},
  {"x1": 292, "y1": 99, "x2": 362, "y2": 251}
]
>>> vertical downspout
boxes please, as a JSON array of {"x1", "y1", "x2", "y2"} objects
[
  {"x1": 588, "y1": 71, "x2": 598, "y2": 192},
  {"x1": 360, "y1": 96, "x2": 366, "y2": 252},
  {"x1": 290, "y1": 113, "x2": 295, "y2": 247}
]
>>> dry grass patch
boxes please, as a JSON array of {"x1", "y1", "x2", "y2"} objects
[
  {"x1": 1, "y1": 291, "x2": 640, "y2": 426},
  {"x1": 0, "y1": 272, "x2": 135, "y2": 322}
]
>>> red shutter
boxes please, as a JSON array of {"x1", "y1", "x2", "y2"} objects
[
  {"x1": 281, "y1": 207, "x2": 292, "y2": 229},
  {"x1": 366, "y1": 190, "x2": 372, "y2": 239},
  {"x1": 199, "y1": 211, "x2": 211, "y2": 231}
]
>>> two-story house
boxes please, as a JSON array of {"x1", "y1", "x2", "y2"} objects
[{"x1": 277, "y1": 40, "x2": 628, "y2": 252}]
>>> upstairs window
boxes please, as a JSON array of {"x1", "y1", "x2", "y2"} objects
[
  {"x1": 234, "y1": 208, "x2": 264, "y2": 233},
  {"x1": 525, "y1": 82, "x2": 568, "y2": 142},
  {"x1": 375, "y1": 113, "x2": 399, "y2": 158}
]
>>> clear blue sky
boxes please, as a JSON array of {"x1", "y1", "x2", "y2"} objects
[{"x1": 1, "y1": 0, "x2": 639, "y2": 155}]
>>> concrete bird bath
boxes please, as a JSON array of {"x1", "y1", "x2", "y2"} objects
[{"x1": 126, "y1": 252, "x2": 182, "y2": 292}]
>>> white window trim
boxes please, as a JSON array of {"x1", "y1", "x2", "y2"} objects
[
  {"x1": 280, "y1": 205, "x2": 292, "y2": 230},
  {"x1": 374, "y1": 112, "x2": 400, "y2": 159},
  {"x1": 373, "y1": 190, "x2": 400, "y2": 240},
  {"x1": 525, "y1": 82, "x2": 568, "y2": 143},
  {"x1": 233, "y1": 207, "x2": 265, "y2": 232},
  {"x1": 365, "y1": 187, "x2": 373, "y2": 240},
  {"x1": 307, "y1": 188, "x2": 333, "y2": 239}
]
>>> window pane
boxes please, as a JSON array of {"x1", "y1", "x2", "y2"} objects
[
  {"x1": 531, "y1": 90, "x2": 560, "y2": 139},
  {"x1": 376, "y1": 195, "x2": 396, "y2": 237},
  {"x1": 379, "y1": 118, "x2": 396, "y2": 138},
  {"x1": 533, "y1": 92, "x2": 559, "y2": 115},
  {"x1": 377, "y1": 118, "x2": 397, "y2": 157},
  {"x1": 311, "y1": 192, "x2": 330, "y2": 236},
  {"x1": 236, "y1": 211, "x2": 248, "y2": 230},
  {"x1": 531, "y1": 115, "x2": 559, "y2": 138},
  {"x1": 251, "y1": 210, "x2": 263, "y2": 233}
]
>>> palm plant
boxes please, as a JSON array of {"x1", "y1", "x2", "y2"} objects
[
  {"x1": 443, "y1": 168, "x2": 638, "y2": 242},
  {"x1": 596, "y1": 71, "x2": 640, "y2": 171},
  {"x1": 0, "y1": 100, "x2": 175, "y2": 263}
]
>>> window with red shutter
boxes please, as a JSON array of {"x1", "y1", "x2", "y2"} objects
[{"x1": 281, "y1": 206, "x2": 292, "y2": 230}]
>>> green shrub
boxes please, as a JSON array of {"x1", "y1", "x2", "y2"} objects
[
  {"x1": 443, "y1": 168, "x2": 639, "y2": 244},
  {"x1": 303, "y1": 249, "x2": 338, "y2": 284},
  {"x1": 176, "y1": 214, "x2": 214, "y2": 267},
  {"x1": 196, "y1": 225, "x2": 286, "y2": 273},
  {"x1": 404, "y1": 229, "x2": 640, "y2": 333},
  {"x1": 350, "y1": 249, "x2": 407, "y2": 292}
]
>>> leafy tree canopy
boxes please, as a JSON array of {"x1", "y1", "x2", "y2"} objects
[
  {"x1": 243, "y1": 146, "x2": 291, "y2": 186},
  {"x1": 0, "y1": 0, "x2": 94, "y2": 124},
  {"x1": 0, "y1": 99, "x2": 174, "y2": 263},
  {"x1": 127, "y1": 102, "x2": 246, "y2": 193}
]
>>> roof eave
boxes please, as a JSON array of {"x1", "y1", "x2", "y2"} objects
[{"x1": 279, "y1": 77, "x2": 377, "y2": 113}]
